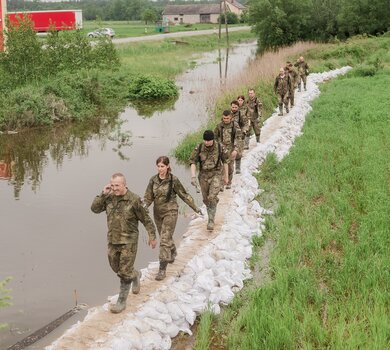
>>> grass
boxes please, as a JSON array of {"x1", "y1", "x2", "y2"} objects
[
  {"x1": 82, "y1": 20, "x2": 243, "y2": 38},
  {"x1": 194, "y1": 35, "x2": 390, "y2": 349}
]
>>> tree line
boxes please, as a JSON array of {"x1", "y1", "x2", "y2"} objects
[{"x1": 248, "y1": 0, "x2": 390, "y2": 51}]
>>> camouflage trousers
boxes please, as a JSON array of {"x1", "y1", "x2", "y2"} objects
[
  {"x1": 108, "y1": 242, "x2": 138, "y2": 282},
  {"x1": 288, "y1": 89, "x2": 295, "y2": 107},
  {"x1": 222, "y1": 152, "x2": 235, "y2": 185},
  {"x1": 248, "y1": 118, "x2": 261, "y2": 137},
  {"x1": 199, "y1": 169, "x2": 222, "y2": 207},
  {"x1": 154, "y1": 208, "x2": 178, "y2": 263},
  {"x1": 277, "y1": 93, "x2": 289, "y2": 109},
  {"x1": 298, "y1": 74, "x2": 307, "y2": 88}
]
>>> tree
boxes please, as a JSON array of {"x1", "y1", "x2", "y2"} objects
[{"x1": 142, "y1": 8, "x2": 157, "y2": 25}]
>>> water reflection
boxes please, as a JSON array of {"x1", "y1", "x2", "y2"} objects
[
  {"x1": 218, "y1": 47, "x2": 230, "y2": 85},
  {"x1": 129, "y1": 96, "x2": 178, "y2": 119},
  {"x1": 0, "y1": 119, "x2": 131, "y2": 199}
]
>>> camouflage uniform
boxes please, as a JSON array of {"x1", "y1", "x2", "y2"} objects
[
  {"x1": 238, "y1": 102, "x2": 250, "y2": 149},
  {"x1": 214, "y1": 120, "x2": 242, "y2": 186},
  {"x1": 294, "y1": 60, "x2": 309, "y2": 91},
  {"x1": 274, "y1": 74, "x2": 292, "y2": 115},
  {"x1": 246, "y1": 97, "x2": 263, "y2": 142},
  {"x1": 231, "y1": 108, "x2": 249, "y2": 173},
  {"x1": 286, "y1": 67, "x2": 298, "y2": 107},
  {"x1": 144, "y1": 174, "x2": 199, "y2": 263},
  {"x1": 91, "y1": 190, "x2": 156, "y2": 282}
]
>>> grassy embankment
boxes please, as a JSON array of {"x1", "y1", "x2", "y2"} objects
[
  {"x1": 0, "y1": 29, "x2": 253, "y2": 131},
  {"x1": 192, "y1": 35, "x2": 390, "y2": 349},
  {"x1": 82, "y1": 20, "x2": 242, "y2": 38}
]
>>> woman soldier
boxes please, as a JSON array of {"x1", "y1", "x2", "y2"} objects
[
  {"x1": 237, "y1": 95, "x2": 250, "y2": 150},
  {"x1": 144, "y1": 156, "x2": 202, "y2": 281}
]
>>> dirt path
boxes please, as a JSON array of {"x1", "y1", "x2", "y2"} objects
[{"x1": 112, "y1": 26, "x2": 250, "y2": 44}]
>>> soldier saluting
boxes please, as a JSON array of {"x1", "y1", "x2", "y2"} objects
[
  {"x1": 91, "y1": 173, "x2": 157, "y2": 314},
  {"x1": 189, "y1": 130, "x2": 229, "y2": 231}
]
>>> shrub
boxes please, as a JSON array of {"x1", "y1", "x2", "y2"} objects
[
  {"x1": 128, "y1": 75, "x2": 178, "y2": 99},
  {"x1": 351, "y1": 64, "x2": 378, "y2": 77},
  {"x1": 218, "y1": 12, "x2": 239, "y2": 25}
]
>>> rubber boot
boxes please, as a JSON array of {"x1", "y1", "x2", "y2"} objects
[
  {"x1": 255, "y1": 134, "x2": 260, "y2": 143},
  {"x1": 244, "y1": 135, "x2": 250, "y2": 150},
  {"x1": 168, "y1": 246, "x2": 177, "y2": 264},
  {"x1": 155, "y1": 261, "x2": 168, "y2": 281},
  {"x1": 131, "y1": 270, "x2": 141, "y2": 294},
  {"x1": 286, "y1": 105, "x2": 289, "y2": 114},
  {"x1": 304, "y1": 84, "x2": 307, "y2": 91},
  {"x1": 207, "y1": 205, "x2": 216, "y2": 231},
  {"x1": 278, "y1": 105, "x2": 283, "y2": 116},
  {"x1": 110, "y1": 279, "x2": 130, "y2": 314},
  {"x1": 235, "y1": 158, "x2": 241, "y2": 174},
  {"x1": 298, "y1": 83, "x2": 301, "y2": 92}
]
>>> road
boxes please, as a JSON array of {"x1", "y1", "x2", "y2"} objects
[{"x1": 112, "y1": 26, "x2": 251, "y2": 44}]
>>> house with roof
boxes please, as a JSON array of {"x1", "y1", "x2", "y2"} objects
[{"x1": 163, "y1": 1, "x2": 246, "y2": 24}]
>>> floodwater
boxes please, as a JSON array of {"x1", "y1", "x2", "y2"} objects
[{"x1": 0, "y1": 41, "x2": 257, "y2": 349}]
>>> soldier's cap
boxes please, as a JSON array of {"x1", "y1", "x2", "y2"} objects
[{"x1": 203, "y1": 130, "x2": 214, "y2": 141}]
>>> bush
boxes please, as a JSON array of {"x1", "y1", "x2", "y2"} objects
[
  {"x1": 128, "y1": 75, "x2": 178, "y2": 99},
  {"x1": 351, "y1": 64, "x2": 378, "y2": 77},
  {"x1": 218, "y1": 12, "x2": 239, "y2": 25}
]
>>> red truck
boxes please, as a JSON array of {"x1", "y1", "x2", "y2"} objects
[{"x1": 7, "y1": 9, "x2": 83, "y2": 32}]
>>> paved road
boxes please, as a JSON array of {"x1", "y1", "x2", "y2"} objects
[{"x1": 112, "y1": 26, "x2": 251, "y2": 44}]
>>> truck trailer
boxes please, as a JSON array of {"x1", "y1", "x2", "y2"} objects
[{"x1": 7, "y1": 9, "x2": 83, "y2": 32}]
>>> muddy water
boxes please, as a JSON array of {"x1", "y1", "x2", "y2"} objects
[{"x1": 0, "y1": 41, "x2": 256, "y2": 349}]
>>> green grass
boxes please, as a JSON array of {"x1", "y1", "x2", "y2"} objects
[
  {"x1": 82, "y1": 20, "x2": 243, "y2": 39},
  {"x1": 198, "y1": 40, "x2": 390, "y2": 348}
]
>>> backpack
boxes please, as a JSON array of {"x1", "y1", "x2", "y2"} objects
[{"x1": 196, "y1": 142, "x2": 222, "y2": 171}]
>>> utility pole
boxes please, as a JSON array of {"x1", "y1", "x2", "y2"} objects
[
  {"x1": 0, "y1": 0, "x2": 6, "y2": 51},
  {"x1": 218, "y1": 0, "x2": 222, "y2": 40},
  {"x1": 223, "y1": 0, "x2": 229, "y2": 46}
]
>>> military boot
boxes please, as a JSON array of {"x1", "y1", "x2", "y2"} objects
[
  {"x1": 155, "y1": 261, "x2": 168, "y2": 281},
  {"x1": 131, "y1": 270, "x2": 141, "y2": 294},
  {"x1": 244, "y1": 135, "x2": 250, "y2": 150},
  {"x1": 304, "y1": 84, "x2": 307, "y2": 91},
  {"x1": 298, "y1": 83, "x2": 301, "y2": 92},
  {"x1": 207, "y1": 205, "x2": 216, "y2": 231},
  {"x1": 278, "y1": 105, "x2": 283, "y2": 116},
  {"x1": 235, "y1": 158, "x2": 241, "y2": 174},
  {"x1": 286, "y1": 105, "x2": 289, "y2": 114},
  {"x1": 168, "y1": 246, "x2": 177, "y2": 264},
  {"x1": 256, "y1": 134, "x2": 260, "y2": 143},
  {"x1": 110, "y1": 279, "x2": 131, "y2": 314}
]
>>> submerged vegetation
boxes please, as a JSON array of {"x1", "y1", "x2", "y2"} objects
[{"x1": 193, "y1": 35, "x2": 390, "y2": 349}]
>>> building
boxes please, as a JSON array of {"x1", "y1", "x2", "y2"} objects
[
  {"x1": 163, "y1": 1, "x2": 246, "y2": 25},
  {"x1": 163, "y1": 4, "x2": 221, "y2": 24}
]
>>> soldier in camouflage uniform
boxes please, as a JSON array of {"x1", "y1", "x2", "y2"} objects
[
  {"x1": 190, "y1": 130, "x2": 229, "y2": 231},
  {"x1": 246, "y1": 89, "x2": 263, "y2": 143},
  {"x1": 237, "y1": 95, "x2": 250, "y2": 150},
  {"x1": 274, "y1": 67, "x2": 292, "y2": 116},
  {"x1": 144, "y1": 156, "x2": 201, "y2": 281},
  {"x1": 214, "y1": 110, "x2": 242, "y2": 189},
  {"x1": 286, "y1": 61, "x2": 298, "y2": 108},
  {"x1": 91, "y1": 173, "x2": 157, "y2": 314},
  {"x1": 230, "y1": 100, "x2": 249, "y2": 174},
  {"x1": 294, "y1": 56, "x2": 309, "y2": 91}
]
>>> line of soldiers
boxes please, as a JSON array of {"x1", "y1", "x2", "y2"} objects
[
  {"x1": 275, "y1": 56, "x2": 310, "y2": 116},
  {"x1": 91, "y1": 56, "x2": 309, "y2": 314}
]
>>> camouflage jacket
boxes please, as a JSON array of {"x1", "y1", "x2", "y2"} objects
[
  {"x1": 214, "y1": 121, "x2": 242, "y2": 153},
  {"x1": 287, "y1": 68, "x2": 299, "y2": 88},
  {"x1": 294, "y1": 61, "x2": 309, "y2": 75},
  {"x1": 144, "y1": 174, "x2": 198, "y2": 212},
  {"x1": 91, "y1": 190, "x2": 156, "y2": 244},
  {"x1": 231, "y1": 109, "x2": 250, "y2": 135},
  {"x1": 274, "y1": 74, "x2": 292, "y2": 95},
  {"x1": 246, "y1": 97, "x2": 263, "y2": 121},
  {"x1": 189, "y1": 141, "x2": 229, "y2": 172}
]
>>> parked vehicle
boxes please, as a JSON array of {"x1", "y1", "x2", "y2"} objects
[
  {"x1": 87, "y1": 28, "x2": 115, "y2": 38},
  {"x1": 7, "y1": 10, "x2": 83, "y2": 32}
]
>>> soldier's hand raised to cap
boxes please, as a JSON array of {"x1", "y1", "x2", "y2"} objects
[{"x1": 103, "y1": 184, "x2": 112, "y2": 194}]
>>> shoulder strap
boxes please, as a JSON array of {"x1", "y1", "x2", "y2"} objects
[{"x1": 215, "y1": 142, "x2": 222, "y2": 169}]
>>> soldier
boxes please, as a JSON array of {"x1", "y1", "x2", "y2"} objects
[
  {"x1": 91, "y1": 173, "x2": 157, "y2": 314},
  {"x1": 246, "y1": 88, "x2": 263, "y2": 143},
  {"x1": 294, "y1": 56, "x2": 309, "y2": 91},
  {"x1": 286, "y1": 61, "x2": 298, "y2": 108},
  {"x1": 190, "y1": 130, "x2": 229, "y2": 231},
  {"x1": 214, "y1": 110, "x2": 242, "y2": 188},
  {"x1": 274, "y1": 67, "x2": 292, "y2": 116},
  {"x1": 237, "y1": 95, "x2": 250, "y2": 150},
  {"x1": 144, "y1": 156, "x2": 201, "y2": 281},
  {"x1": 230, "y1": 100, "x2": 249, "y2": 174}
]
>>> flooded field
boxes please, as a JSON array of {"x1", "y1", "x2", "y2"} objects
[{"x1": 0, "y1": 41, "x2": 256, "y2": 349}]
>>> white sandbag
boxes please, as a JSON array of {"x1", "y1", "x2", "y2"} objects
[
  {"x1": 219, "y1": 285, "x2": 235, "y2": 305},
  {"x1": 136, "y1": 306, "x2": 172, "y2": 324},
  {"x1": 143, "y1": 317, "x2": 168, "y2": 334},
  {"x1": 166, "y1": 302, "x2": 185, "y2": 321},
  {"x1": 141, "y1": 331, "x2": 163, "y2": 350},
  {"x1": 194, "y1": 269, "x2": 215, "y2": 292},
  {"x1": 160, "y1": 335, "x2": 172, "y2": 350},
  {"x1": 124, "y1": 318, "x2": 151, "y2": 334},
  {"x1": 177, "y1": 320, "x2": 192, "y2": 336},
  {"x1": 178, "y1": 303, "x2": 196, "y2": 325},
  {"x1": 166, "y1": 322, "x2": 180, "y2": 338}
]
